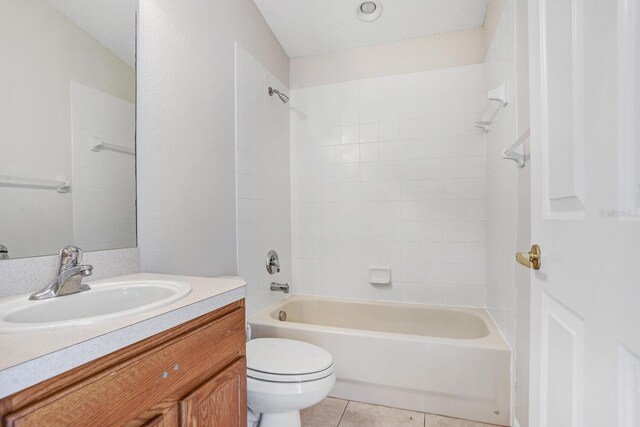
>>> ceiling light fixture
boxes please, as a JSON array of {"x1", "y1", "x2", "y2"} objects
[
  {"x1": 360, "y1": 2, "x2": 377, "y2": 14},
  {"x1": 357, "y1": 1, "x2": 383, "y2": 22}
]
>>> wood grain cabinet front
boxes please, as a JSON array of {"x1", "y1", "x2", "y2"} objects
[
  {"x1": 0, "y1": 300, "x2": 247, "y2": 427},
  {"x1": 140, "y1": 408, "x2": 180, "y2": 427},
  {"x1": 180, "y1": 358, "x2": 246, "y2": 427}
]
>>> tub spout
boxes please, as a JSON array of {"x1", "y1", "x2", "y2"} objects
[{"x1": 270, "y1": 282, "x2": 289, "y2": 293}]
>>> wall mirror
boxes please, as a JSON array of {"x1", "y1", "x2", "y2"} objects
[{"x1": 0, "y1": 0, "x2": 137, "y2": 260}]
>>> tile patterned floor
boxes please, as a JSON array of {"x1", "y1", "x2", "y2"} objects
[{"x1": 301, "y1": 398, "x2": 505, "y2": 427}]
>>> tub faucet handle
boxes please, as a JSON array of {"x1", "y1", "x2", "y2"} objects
[{"x1": 266, "y1": 250, "x2": 280, "y2": 274}]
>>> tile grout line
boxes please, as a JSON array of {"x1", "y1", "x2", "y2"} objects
[
  {"x1": 310, "y1": 398, "x2": 501, "y2": 427},
  {"x1": 336, "y1": 400, "x2": 351, "y2": 427}
]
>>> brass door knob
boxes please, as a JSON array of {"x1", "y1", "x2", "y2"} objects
[{"x1": 516, "y1": 244, "x2": 541, "y2": 270}]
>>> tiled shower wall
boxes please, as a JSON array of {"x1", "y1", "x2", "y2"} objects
[
  {"x1": 484, "y1": 0, "x2": 522, "y2": 350},
  {"x1": 484, "y1": 2, "x2": 532, "y2": 424},
  {"x1": 235, "y1": 44, "x2": 292, "y2": 317},
  {"x1": 290, "y1": 65, "x2": 487, "y2": 305}
]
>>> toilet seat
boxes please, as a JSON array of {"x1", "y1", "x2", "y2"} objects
[
  {"x1": 247, "y1": 338, "x2": 334, "y2": 383},
  {"x1": 248, "y1": 364, "x2": 334, "y2": 383}
]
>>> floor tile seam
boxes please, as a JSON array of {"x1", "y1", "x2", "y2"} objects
[{"x1": 336, "y1": 399, "x2": 351, "y2": 426}]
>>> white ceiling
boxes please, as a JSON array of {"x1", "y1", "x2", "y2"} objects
[
  {"x1": 48, "y1": 0, "x2": 136, "y2": 68},
  {"x1": 253, "y1": 0, "x2": 490, "y2": 58}
]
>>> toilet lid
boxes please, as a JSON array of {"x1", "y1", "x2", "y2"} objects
[{"x1": 246, "y1": 338, "x2": 333, "y2": 380}]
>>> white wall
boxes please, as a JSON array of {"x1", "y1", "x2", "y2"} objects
[
  {"x1": 235, "y1": 44, "x2": 292, "y2": 316},
  {"x1": 483, "y1": 0, "x2": 507, "y2": 57},
  {"x1": 483, "y1": 0, "x2": 530, "y2": 425},
  {"x1": 137, "y1": 0, "x2": 289, "y2": 278},
  {"x1": 290, "y1": 29, "x2": 485, "y2": 89},
  {"x1": 290, "y1": 65, "x2": 487, "y2": 305},
  {"x1": 513, "y1": 2, "x2": 530, "y2": 426},
  {"x1": 0, "y1": 0, "x2": 135, "y2": 259}
]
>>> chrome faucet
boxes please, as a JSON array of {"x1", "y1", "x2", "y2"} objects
[
  {"x1": 270, "y1": 282, "x2": 289, "y2": 293},
  {"x1": 29, "y1": 246, "x2": 93, "y2": 300}
]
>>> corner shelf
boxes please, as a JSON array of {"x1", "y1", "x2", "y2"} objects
[
  {"x1": 503, "y1": 129, "x2": 530, "y2": 168},
  {"x1": 474, "y1": 82, "x2": 509, "y2": 133}
]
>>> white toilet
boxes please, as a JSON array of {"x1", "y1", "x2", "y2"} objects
[{"x1": 246, "y1": 338, "x2": 336, "y2": 427}]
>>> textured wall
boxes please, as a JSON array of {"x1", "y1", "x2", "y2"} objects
[{"x1": 137, "y1": 0, "x2": 289, "y2": 277}]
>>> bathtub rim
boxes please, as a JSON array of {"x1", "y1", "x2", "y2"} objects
[{"x1": 249, "y1": 294, "x2": 510, "y2": 351}]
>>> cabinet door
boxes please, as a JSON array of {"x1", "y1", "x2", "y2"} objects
[
  {"x1": 140, "y1": 409, "x2": 178, "y2": 427},
  {"x1": 179, "y1": 358, "x2": 246, "y2": 427}
]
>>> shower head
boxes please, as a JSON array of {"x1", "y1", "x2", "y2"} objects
[{"x1": 268, "y1": 87, "x2": 289, "y2": 104}]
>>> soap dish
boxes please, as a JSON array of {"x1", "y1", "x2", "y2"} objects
[{"x1": 369, "y1": 267, "x2": 391, "y2": 285}]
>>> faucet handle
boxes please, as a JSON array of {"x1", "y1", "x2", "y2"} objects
[
  {"x1": 266, "y1": 250, "x2": 281, "y2": 274},
  {"x1": 58, "y1": 246, "x2": 83, "y2": 273}
]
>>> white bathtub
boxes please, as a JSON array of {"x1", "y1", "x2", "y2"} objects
[{"x1": 249, "y1": 295, "x2": 510, "y2": 426}]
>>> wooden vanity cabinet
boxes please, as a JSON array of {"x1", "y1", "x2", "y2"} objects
[{"x1": 0, "y1": 299, "x2": 247, "y2": 427}]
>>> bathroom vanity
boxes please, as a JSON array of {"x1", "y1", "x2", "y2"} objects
[{"x1": 0, "y1": 274, "x2": 247, "y2": 426}]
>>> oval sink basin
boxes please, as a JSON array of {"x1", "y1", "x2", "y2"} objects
[{"x1": 0, "y1": 280, "x2": 192, "y2": 333}]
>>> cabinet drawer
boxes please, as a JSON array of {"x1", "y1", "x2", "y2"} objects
[{"x1": 4, "y1": 308, "x2": 245, "y2": 427}]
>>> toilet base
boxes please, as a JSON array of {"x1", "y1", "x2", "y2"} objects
[{"x1": 258, "y1": 410, "x2": 301, "y2": 427}]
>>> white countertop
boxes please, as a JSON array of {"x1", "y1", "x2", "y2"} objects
[{"x1": 0, "y1": 273, "x2": 246, "y2": 399}]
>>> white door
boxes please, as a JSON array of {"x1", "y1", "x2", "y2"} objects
[{"x1": 528, "y1": 0, "x2": 640, "y2": 426}]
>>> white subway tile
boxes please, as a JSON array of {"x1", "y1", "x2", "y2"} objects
[
  {"x1": 340, "y1": 144, "x2": 360, "y2": 163},
  {"x1": 398, "y1": 119, "x2": 422, "y2": 139},
  {"x1": 380, "y1": 141, "x2": 401, "y2": 161},
  {"x1": 399, "y1": 98, "x2": 422, "y2": 120},
  {"x1": 341, "y1": 104, "x2": 359, "y2": 126},
  {"x1": 360, "y1": 143, "x2": 380, "y2": 163},
  {"x1": 290, "y1": 65, "x2": 487, "y2": 307},
  {"x1": 400, "y1": 140, "x2": 423, "y2": 160},
  {"x1": 360, "y1": 181, "x2": 381, "y2": 201},
  {"x1": 359, "y1": 122, "x2": 380, "y2": 143},
  {"x1": 322, "y1": 126, "x2": 342, "y2": 146},
  {"x1": 422, "y1": 138, "x2": 443, "y2": 158},
  {"x1": 380, "y1": 180, "x2": 402, "y2": 200},
  {"x1": 360, "y1": 162, "x2": 381, "y2": 181},
  {"x1": 341, "y1": 125, "x2": 359, "y2": 144},
  {"x1": 360, "y1": 102, "x2": 380, "y2": 124},
  {"x1": 380, "y1": 102, "x2": 400, "y2": 122}
]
